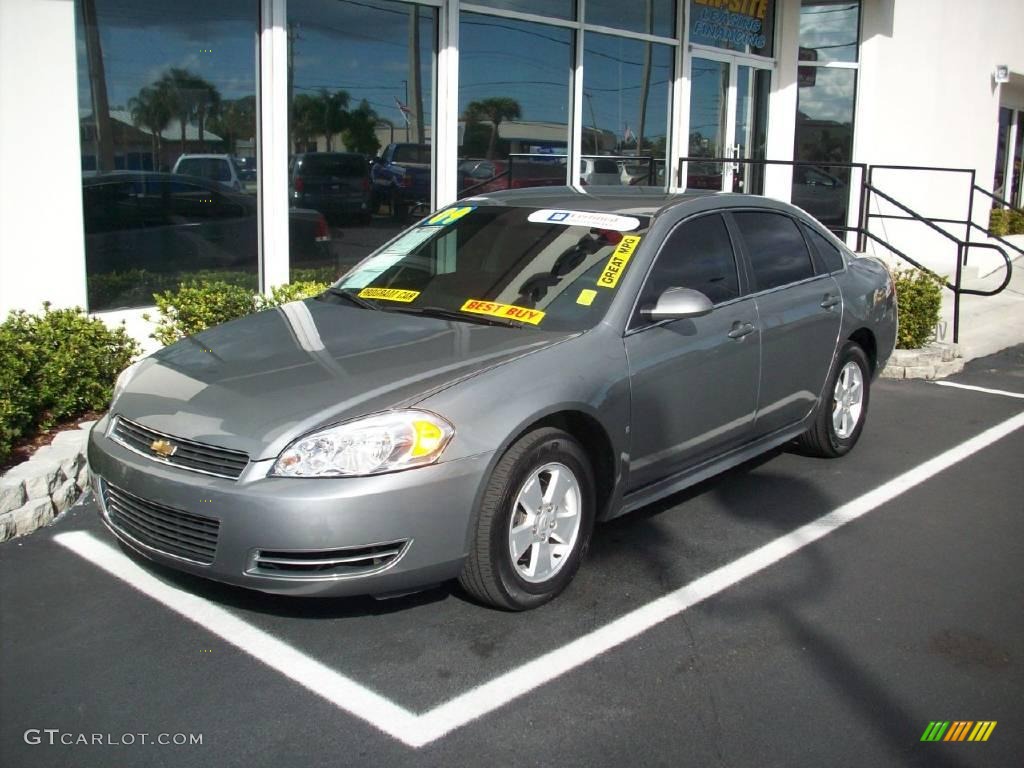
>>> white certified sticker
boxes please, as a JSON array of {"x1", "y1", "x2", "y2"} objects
[{"x1": 527, "y1": 209, "x2": 641, "y2": 232}]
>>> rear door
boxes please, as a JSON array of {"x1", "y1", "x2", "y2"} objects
[
  {"x1": 728, "y1": 210, "x2": 842, "y2": 436},
  {"x1": 624, "y1": 213, "x2": 760, "y2": 490}
]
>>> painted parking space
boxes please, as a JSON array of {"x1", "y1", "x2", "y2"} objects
[{"x1": 2, "y1": 349, "x2": 1023, "y2": 766}]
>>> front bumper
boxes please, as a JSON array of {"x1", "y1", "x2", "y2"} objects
[{"x1": 87, "y1": 418, "x2": 493, "y2": 597}]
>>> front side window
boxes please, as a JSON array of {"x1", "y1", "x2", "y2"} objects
[
  {"x1": 332, "y1": 206, "x2": 651, "y2": 332},
  {"x1": 638, "y1": 214, "x2": 740, "y2": 312},
  {"x1": 733, "y1": 211, "x2": 815, "y2": 291}
]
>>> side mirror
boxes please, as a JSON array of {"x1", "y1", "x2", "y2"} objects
[{"x1": 641, "y1": 287, "x2": 714, "y2": 321}]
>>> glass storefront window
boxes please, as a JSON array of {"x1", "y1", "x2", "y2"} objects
[
  {"x1": 792, "y1": 67, "x2": 857, "y2": 227},
  {"x1": 582, "y1": 33, "x2": 672, "y2": 188},
  {"x1": 467, "y1": 0, "x2": 574, "y2": 21},
  {"x1": 586, "y1": 0, "x2": 675, "y2": 38},
  {"x1": 287, "y1": 0, "x2": 436, "y2": 283},
  {"x1": 686, "y1": 58, "x2": 728, "y2": 190},
  {"x1": 75, "y1": 0, "x2": 259, "y2": 311},
  {"x1": 797, "y1": 1, "x2": 860, "y2": 64},
  {"x1": 689, "y1": 0, "x2": 775, "y2": 58},
  {"x1": 458, "y1": 13, "x2": 572, "y2": 197}
]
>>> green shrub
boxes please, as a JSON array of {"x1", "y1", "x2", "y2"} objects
[
  {"x1": 88, "y1": 269, "x2": 259, "y2": 312},
  {"x1": 146, "y1": 281, "x2": 258, "y2": 346},
  {"x1": 893, "y1": 268, "x2": 944, "y2": 349},
  {"x1": 989, "y1": 208, "x2": 1009, "y2": 237},
  {"x1": 1009, "y1": 208, "x2": 1024, "y2": 235},
  {"x1": 0, "y1": 304, "x2": 139, "y2": 463},
  {"x1": 256, "y1": 281, "x2": 329, "y2": 310},
  {"x1": 290, "y1": 266, "x2": 339, "y2": 284}
]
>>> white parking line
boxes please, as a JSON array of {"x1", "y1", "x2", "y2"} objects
[
  {"x1": 54, "y1": 409, "x2": 1024, "y2": 749},
  {"x1": 934, "y1": 381, "x2": 1024, "y2": 399}
]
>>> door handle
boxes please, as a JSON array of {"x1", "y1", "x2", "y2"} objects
[
  {"x1": 820, "y1": 294, "x2": 841, "y2": 310},
  {"x1": 727, "y1": 321, "x2": 755, "y2": 339}
]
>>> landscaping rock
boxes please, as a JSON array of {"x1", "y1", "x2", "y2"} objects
[
  {"x1": 0, "y1": 512, "x2": 13, "y2": 541},
  {"x1": 11, "y1": 498, "x2": 55, "y2": 537},
  {"x1": 53, "y1": 478, "x2": 80, "y2": 514},
  {"x1": 4, "y1": 460, "x2": 66, "y2": 500},
  {"x1": 0, "y1": 478, "x2": 27, "y2": 515},
  {"x1": 77, "y1": 420, "x2": 98, "y2": 432},
  {"x1": 31, "y1": 442, "x2": 85, "y2": 481}
]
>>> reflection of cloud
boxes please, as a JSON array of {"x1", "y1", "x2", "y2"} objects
[
  {"x1": 797, "y1": 69, "x2": 855, "y2": 123},
  {"x1": 798, "y1": 3, "x2": 858, "y2": 61}
]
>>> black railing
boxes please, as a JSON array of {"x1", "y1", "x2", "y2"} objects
[{"x1": 676, "y1": 157, "x2": 1015, "y2": 343}]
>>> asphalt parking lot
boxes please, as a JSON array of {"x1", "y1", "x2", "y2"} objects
[{"x1": 2, "y1": 346, "x2": 1023, "y2": 768}]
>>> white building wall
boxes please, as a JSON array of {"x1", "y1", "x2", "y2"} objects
[
  {"x1": 0, "y1": 0, "x2": 87, "y2": 315},
  {"x1": 856, "y1": 0, "x2": 1024, "y2": 275}
]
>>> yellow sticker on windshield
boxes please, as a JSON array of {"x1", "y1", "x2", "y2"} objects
[
  {"x1": 461, "y1": 299, "x2": 545, "y2": 325},
  {"x1": 576, "y1": 289, "x2": 597, "y2": 306},
  {"x1": 425, "y1": 206, "x2": 475, "y2": 227},
  {"x1": 597, "y1": 235, "x2": 642, "y2": 289},
  {"x1": 358, "y1": 287, "x2": 421, "y2": 303}
]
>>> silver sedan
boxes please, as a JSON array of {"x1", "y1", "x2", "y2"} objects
[{"x1": 87, "y1": 189, "x2": 897, "y2": 610}]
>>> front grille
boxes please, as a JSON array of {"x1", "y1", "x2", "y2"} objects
[
  {"x1": 251, "y1": 541, "x2": 408, "y2": 578},
  {"x1": 103, "y1": 481, "x2": 220, "y2": 565},
  {"x1": 111, "y1": 416, "x2": 249, "y2": 479}
]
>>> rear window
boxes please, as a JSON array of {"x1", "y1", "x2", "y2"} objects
[
  {"x1": 175, "y1": 158, "x2": 230, "y2": 182},
  {"x1": 392, "y1": 145, "x2": 431, "y2": 164},
  {"x1": 593, "y1": 159, "x2": 618, "y2": 174},
  {"x1": 299, "y1": 154, "x2": 366, "y2": 177}
]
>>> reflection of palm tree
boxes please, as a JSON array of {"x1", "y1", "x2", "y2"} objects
[
  {"x1": 158, "y1": 68, "x2": 221, "y2": 156},
  {"x1": 291, "y1": 89, "x2": 349, "y2": 151},
  {"x1": 207, "y1": 96, "x2": 256, "y2": 156},
  {"x1": 343, "y1": 99, "x2": 381, "y2": 156},
  {"x1": 128, "y1": 85, "x2": 172, "y2": 167},
  {"x1": 465, "y1": 97, "x2": 522, "y2": 160}
]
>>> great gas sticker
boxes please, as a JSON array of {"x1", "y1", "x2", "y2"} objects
[
  {"x1": 424, "y1": 206, "x2": 475, "y2": 227},
  {"x1": 357, "y1": 287, "x2": 421, "y2": 303},
  {"x1": 460, "y1": 299, "x2": 545, "y2": 325},
  {"x1": 597, "y1": 235, "x2": 642, "y2": 288}
]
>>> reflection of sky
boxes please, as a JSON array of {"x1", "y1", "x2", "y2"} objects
[
  {"x1": 688, "y1": 58, "x2": 728, "y2": 144},
  {"x1": 797, "y1": 67, "x2": 855, "y2": 125},
  {"x1": 798, "y1": 2, "x2": 859, "y2": 63},
  {"x1": 582, "y1": 34, "x2": 672, "y2": 143}
]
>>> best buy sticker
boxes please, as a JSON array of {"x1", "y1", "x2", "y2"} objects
[
  {"x1": 461, "y1": 299, "x2": 545, "y2": 325},
  {"x1": 424, "y1": 206, "x2": 475, "y2": 227},
  {"x1": 597, "y1": 235, "x2": 642, "y2": 289},
  {"x1": 358, "y1": 287, "x2": 421, "y2": 303}
]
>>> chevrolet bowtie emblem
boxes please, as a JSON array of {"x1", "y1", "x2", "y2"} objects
[{"x1": 150, "y1": 439, "x2": 178, "y2": 457}]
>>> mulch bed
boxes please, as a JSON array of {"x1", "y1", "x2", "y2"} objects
[{"x1": 0, "y1": 411, "x2": 104, "y2": 475}]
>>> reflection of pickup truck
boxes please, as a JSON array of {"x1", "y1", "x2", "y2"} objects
[{"x1": 371, "y1": 143, "x2": 431, "y2": 217}]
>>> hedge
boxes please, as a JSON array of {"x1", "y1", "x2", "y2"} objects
[{"x1": 893, "y1": 268, "x2": 944, "y2": 349}]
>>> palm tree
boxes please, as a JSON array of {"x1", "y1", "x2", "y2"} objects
[
  {"x1": 128, "y1": 85, "x2": 172, "y2": 168},
  {"x1": 343, "y1": 99, "x2": 381, "y2": 156},
  {"x1": 158, "y1": 68, "x2": 220, "y2": 156},
  {"x1": 207, "y1": 96, "x2": 255, "y2": 156},
  {"x1": 317, "y1": 89, "x2": 349, "y2": 151},
  {"x1": 465, "y1": 97, "x2": 521, "y2": 159}
]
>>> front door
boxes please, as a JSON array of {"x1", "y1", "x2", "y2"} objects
[{"x1": 686, "y1": 56, "x2": 771, "y2": 194}]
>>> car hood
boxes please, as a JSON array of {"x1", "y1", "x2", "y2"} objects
[{"x1": 114, "y1": 299, "x2": 573, "y2": 460}]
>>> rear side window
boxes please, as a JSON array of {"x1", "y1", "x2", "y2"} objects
[
  {"x1": 733, "y1": 211, "x2": 815, "y2": 291},
  {"x1": 802, "y1": 224, "x2": 846, "y2": 273},
  {"x1": 593, "y1": 159, "x2": 618, "y2": 174},
  {"x1": 300, "y1": 154, "x2": 366, "y2": 177},
  {"x1": 176, "y1": 158, "x2": 231, "y2": 182},
  {"x1": 639, "y1": 213, "x2": 740, "y2": 308}
]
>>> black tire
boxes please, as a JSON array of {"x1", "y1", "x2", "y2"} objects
[
  {"x1": 797, "y1": 341, "x2": 871, "y2": 458},
  {"x1": 459, "y1": 428, "x2": 595, "y2": 611}
]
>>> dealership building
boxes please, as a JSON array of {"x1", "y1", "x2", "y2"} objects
[{"x1": 0, "y1": 0, "x2": 1021, "y2": 340}]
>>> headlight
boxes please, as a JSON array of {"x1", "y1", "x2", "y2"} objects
[
  {"x1": 110, "y1": 359, "x2": 143, "y2": 408},
  {"x1": 271, "y1": 410, "x2": 454, "y2": 478}
]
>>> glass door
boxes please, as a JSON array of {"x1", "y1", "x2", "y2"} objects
[{"x1": 686, "y1": 55, "x2": 771, "y2": 193}]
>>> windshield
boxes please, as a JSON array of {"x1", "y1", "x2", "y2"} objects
[
  {"x1": 392, "y1": 145, "x2": 431, "y2": 164},
  {"x1": 331, "y1": 205, "x2": 650, "y2": 332}
]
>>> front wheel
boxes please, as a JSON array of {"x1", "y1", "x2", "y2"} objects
[
  {"x1": 797, "y1": 341, "x2": 871, "y2": 458},
  {"x1": 459, "y1": 428, "x2": 595, "y2": 610}
]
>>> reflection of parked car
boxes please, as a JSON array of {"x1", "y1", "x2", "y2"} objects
[
  {"x1": 82, "y1": 172, "x2": 330, "y2": 310},
  {"x1": 457, "y1": 159, "x2": 565, "y2": 197},
  {"x1": 290, "y1": 152, "x2": 372, "y2": 224},
  {"x1": 580, "y1": 157, "x2": 622, "y2": 186},
  {"x1": 89, "y1": 189, "x2": 895, "y2": 609},
  {"x1": 172, "y1": 154, "x2": 244, "y2": 192},
  {"x1": 791, "y1": 165, "x2": 847, "y2": 226},
  {"x1": 371, "y1": 143, "x2": 431, "y2": 217}
]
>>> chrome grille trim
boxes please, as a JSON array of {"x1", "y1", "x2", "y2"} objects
[
  {"x1": 110, "y1": 416, "x2": 249, "y2": 480},
  {"x1": 102, "y1": 480, "x2": 219, "y2": 565},
  {"x1": 250, "y1": 540, "x2": 410, "y2": 580}
]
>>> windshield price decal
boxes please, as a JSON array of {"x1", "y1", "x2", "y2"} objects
[
  {"x1": 423, "y1": 206, "x2": 475, "y2": 227},
  {"x1": 357, "y1": 287, "x2": 421, "y2": 303},
  {"x1": 597, "y1": 235, "x2": 642, "y2": 289},
  {"x1": 461, "y1": 299, "x2": 545, "y2": 325}
]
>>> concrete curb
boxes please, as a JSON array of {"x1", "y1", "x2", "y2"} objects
[
  {"x1": 0, "y1": 421, "x2": 95, "y2": 542},
  {"x1": 881, "y1": 342, "x2": 964, "y2": 380}
]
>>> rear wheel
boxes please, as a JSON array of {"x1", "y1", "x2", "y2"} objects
[
  {"x1": 459, "y1": 428, "x2": 595, "y2": 610},
  {"x1": 797, "y1": 341, "x2": 871, "y2": 458}
]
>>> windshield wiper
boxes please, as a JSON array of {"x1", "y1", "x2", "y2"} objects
[
  {"x1": 386, "y1": 305, "x2": 521, "y2": 328},
  {"x1": 323, "y1": 286, "x2": 379, "y2": 310}
]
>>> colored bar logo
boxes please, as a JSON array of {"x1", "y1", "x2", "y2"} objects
[{"x1": 920, "y1": 721, "x2": 996, "y2": 742}]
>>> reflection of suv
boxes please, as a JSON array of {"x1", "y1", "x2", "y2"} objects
[
  {"x1": 371, "y1": 143, "x2": 431, "y2": 218},
  {"x1": 290, "y1": 152, "x2": 372, "y2": 224},
  {"x1": 172, "y1": 154, "x2": 244, "y2": 192},
  {"x1": 580, "y1": 157, "x2": 622, "y2": 186}
]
